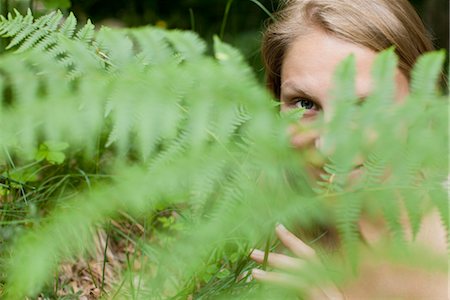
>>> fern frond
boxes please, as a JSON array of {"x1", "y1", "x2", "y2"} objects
[
  {"x1": 6, "y1": 11, "x2": 63, "y2": 52},
  {"x1": 58, "y1": 12, "x2": 77, "y2": 38},
  {"x1": 410, "y1": 50, "x2": 446, "y2": 98},
  {"x1": 0, "y1": 10, "x2": 448, "y2": 299},
  {"x1": 361, "y1": 152, "x2": 387, "y2": 186},
  {"x1": 95, "y1": 28, "x2": 134, "y2": 70},
  {"x1": 0, "y1": 9, "x2": 32, "y2": 37},
  {"x1": 321, "y1": 55, "x2": 360, "y2": 171},
  {"x1": 401, "y1": 189, "x2": 427, "y2": 240},
  {"x1": 336, "y1": 195, "x2": 361, "y2": 271},
  {"x1": 0, "y1": 11, "x2": 102, "y2": 73},
  {"x1": 129, "y1": 27, "x2": 173, "y2": 66},
  {"x1": 380, "y1": 192, "x2": 406, "y2": 243},
  {"x1": 165, "y1": 30, "x2": 207, "y2": 61},
  {"x1": 75, "y1": 19, "x2": 95, "y2": 43}
]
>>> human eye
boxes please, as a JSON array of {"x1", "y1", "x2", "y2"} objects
[
  {"x1": 293, "y1": 98, "x2": 318, "y2": 111},
  {"x1": 285, "y1": 97, "x2": 321, "y2": 118}
]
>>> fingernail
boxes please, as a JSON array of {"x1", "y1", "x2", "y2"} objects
[
  {"x1": 276, "y1": 223, "x2": 287, "y2": 231},
  {"x1": 315, "y1": 137, "x2": 321, "y2": 149},
  {"x1": 251, "y1": 268, "x2": 265, "y2": 278},
  {"x1": 250, "y1": 249, "x2": 264, "y2": 259}
]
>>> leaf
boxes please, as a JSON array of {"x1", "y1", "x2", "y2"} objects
[
  {"x1": 1, "y1": 10, "x2": 448, "y2": 299},
  {"x1": 5, "y1": 169, "x2": 38, "y2": 183},
  {"x1": 214, "y1": 35, "x2": 244, "y2": 65},
  {"x1": 58, "y1": 12, "x2": 77, "y2": 38},
  {"x1": 216, "y1": 268, "x2": 231, "y2": 279},
  {"x1": 368, "y1": 47, "x2": 397, "y2": 103},
  {"x1": 410, "y1": 50, "x2": 446, "y2": 98},
  {"x1": 281, "y1": 107, "x2": 305, "y2": 122},
  {"x1": 165, "y1": 30, "x2": 206, "y2": 61},
  {"x1": 46, "y1": 152, "x2": 66, "y2": 165},
  {"x1": 75, "y1": 19, "x2": 95, "y2": 44},
  {"x1": 35, "y1": 141, "x2": 69, "y2": 165}
]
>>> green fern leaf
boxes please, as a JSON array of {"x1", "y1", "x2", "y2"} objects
[
  {"x1": 32, "y1": 34, "x2": 57, "y2": 52},
  {"x1": 165, "y1": 30, "x2": 206, "y2": 61},
  {"x1": 130, "y1": 27, "x2": 173, "y2": 65},
  {"x1": 16, "y1": 28, "x2": 49, "y2": 52},
  {"x1": 363, "y1": 47, "x2": 397, "y2": 108},
  {"x1": 0, "y1": 10, "x2": 27, "y2": 37},
  {"x1": 336, "y1": 195, "x2": 361, "y2": 271},
  {"x1": 214, "y1": 35, "x2": 244, "y2": 65},
  {"x1": 401, "y1": 190, "x2": 426, "y2": 240},
  {"x1": 44, "y1": 10, "x2": 64, "y2": 31},
  {"x1": 0, "y1": 10, "x2": 447, "y2": 298},
  {"x1": 5, "y1": 18, "x2": 36, "y2": 49},
  {"x1": 75, "y1": 19, "x2": 95, "y2": 44},
  {"x1": 321, "y1": 55, "x2": 359, "y2": 170},
  {"x1": 12, "y1": 12, "x2": 63, "y2": 52},
  {"x1": 58, "y1": 12, "x2": 77, "y2": 38},
  {"x1": 95, "y1": 28, "x2": 134, "y2": 69},
  {"x1": 33, "y1": 10, "x2": 58, "y2": 28},
  {"x1": 410, "y1": 50, "x2": 445, "y2": 97}
]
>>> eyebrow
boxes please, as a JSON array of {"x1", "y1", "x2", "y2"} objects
[
  {"x1": 281, "y1": 81, "x2": 371, "y2": 104},
  {"x1": 280, "y1": 81, "x2": 319, "y2": 102}
]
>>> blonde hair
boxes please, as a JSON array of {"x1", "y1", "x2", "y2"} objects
[{"x1": 262, "y1": 0, "x2": 435, "y2": 98}]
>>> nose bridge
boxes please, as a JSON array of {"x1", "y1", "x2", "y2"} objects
[
  {"x1": 322, "y1": 104, "x2": 332, "y2": 123},
  {"x1": 321, "y1": 97, "x2": 334, "y2": 124}
]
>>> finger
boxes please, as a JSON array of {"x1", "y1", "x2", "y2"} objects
[
  {"x1": 275, "y1": 224, "x2": 315, "y2": 258},
  {"x1": 250, "y1": 249, "x2": 304, "y2": 271},
  {"x1": 253, "y1": 269, "x2": 344, "y2": 299},
  {"x1": 320, "y1": 285, "x2": 345, "y2": 300},
  {"x1": 251, "y1": 269, "x2": 305, "y2": 290}
]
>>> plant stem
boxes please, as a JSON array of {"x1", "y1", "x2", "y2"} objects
[
  {"x1": 189, "y1": 8, "x2": 195, "y2": 31},
  {"x1": 262, "y1": 232, "x2": 271, "y2": 271},
  {"x1": 248, "y1": 0, "x2": 275, "y2": 21},
  {"x1": 101, "y1": 222, "x2": 111, "y2": 294},
  {"x1": 220, "y1": 0, "x2": 234, "y2": 40}
]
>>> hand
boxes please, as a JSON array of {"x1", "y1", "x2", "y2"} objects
[{"x1": 250, "y1": 224, "x2": 344, "y2": 300}]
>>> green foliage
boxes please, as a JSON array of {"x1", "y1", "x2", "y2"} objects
[
  {"x1": 0, "y1": 10, "x2": 447, "y2": 299},
  {"x1": 35, "y1": 141, "x2": 69, "y2": 164}
]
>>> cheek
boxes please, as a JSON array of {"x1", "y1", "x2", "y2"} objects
[
  {"x1": 394, "y1": 71, "x2": 410, "y2": 102},
  {"x1": 280, "y1": 102, "x2": 289, "y2": 113}
]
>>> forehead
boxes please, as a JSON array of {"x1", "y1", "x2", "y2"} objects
[{"x1": 280, "y1": 29, "x2": 377, "y2": 101}]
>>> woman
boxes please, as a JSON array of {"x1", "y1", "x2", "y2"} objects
[{"x1": 250, "y1": 0, "x2": 447, "y2": 298}]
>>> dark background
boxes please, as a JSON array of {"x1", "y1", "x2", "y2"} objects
[{"x1": 2, "y1": 0, "x2": 448, "y2": 79}]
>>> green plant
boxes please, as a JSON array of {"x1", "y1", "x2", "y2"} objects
[{"x1": 0, "y1": 10, "x2": 447, "y2": 299}]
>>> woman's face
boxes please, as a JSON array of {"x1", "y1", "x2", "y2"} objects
[{"x1": 280, "y1": 29, "x2": 410, "y2": 124}]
